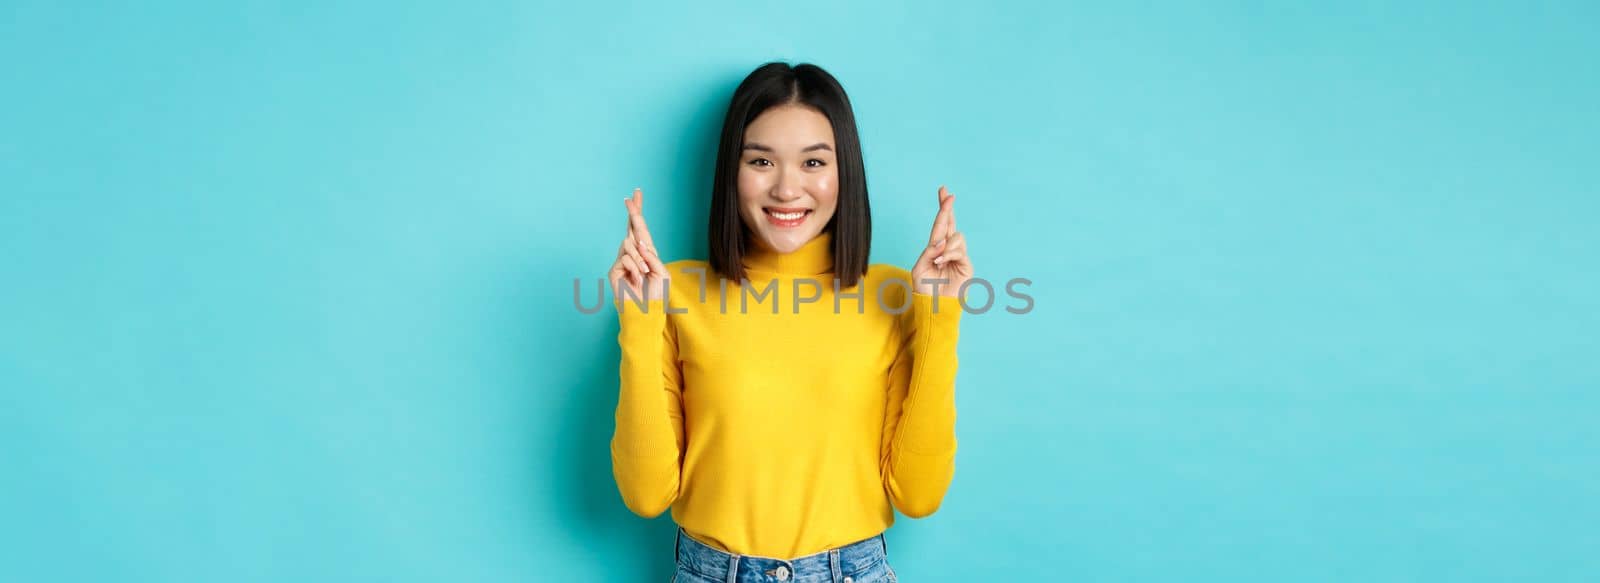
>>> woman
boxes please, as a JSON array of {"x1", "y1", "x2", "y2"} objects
[{"x1": 607, "y1": 62, "x2": 972, "y2": 583}]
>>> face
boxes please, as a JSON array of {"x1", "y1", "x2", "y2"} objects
[{"x1": 737, "y1": 104, "x2": 840, "y2": 253}]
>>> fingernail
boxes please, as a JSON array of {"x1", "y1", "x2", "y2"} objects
[{"x1": 935, "y1": 256, "x2": 945, "y2": 264}]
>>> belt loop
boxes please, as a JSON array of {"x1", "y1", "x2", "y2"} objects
[
  {"x1": 880, "y1": 533, "x2": 888, "y2": 556},
  {"x1": 674, "y1": 528, "x2": 682, "y2": 564},
  {"x1": 725, "y1": 553, "x2": 739, "y2": 583},
  {"x1": 830, "y1": 549, "x2": 842, "y2": 582}
]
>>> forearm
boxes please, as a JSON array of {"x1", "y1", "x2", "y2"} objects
[
  {"x1": 611, "y1": 299, "x2": 682, "y2": 517},
  {"x1": 884, "y1": 292, "x2": 962, "y2": 517}
]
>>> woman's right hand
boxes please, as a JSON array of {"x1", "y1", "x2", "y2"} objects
[{"x1": 609, "y1": 187, "x2": 669, "y2": 306}]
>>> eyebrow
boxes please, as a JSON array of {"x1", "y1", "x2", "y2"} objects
[{"x1": 742, "y1": 142, "x2": 834, "y2": 153}]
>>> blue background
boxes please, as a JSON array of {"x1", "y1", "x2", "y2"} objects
[{"x1": 3, "y1": 1, "x2": 1597, "y2": 581}]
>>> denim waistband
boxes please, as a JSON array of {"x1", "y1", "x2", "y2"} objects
[{"x1": 674, "y1": 527, "x2": 889, "y2": 583}]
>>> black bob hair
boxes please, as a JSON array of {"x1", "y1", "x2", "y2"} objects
[{"x1": 707, "y1": 62, "x2": 871, "y2": 289}]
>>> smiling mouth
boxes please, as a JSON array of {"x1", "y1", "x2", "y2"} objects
[{"x1": 762, "y1": 207, "x2": 812, "y2": 228}]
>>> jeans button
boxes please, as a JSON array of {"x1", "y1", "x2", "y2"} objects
[
  {"x1": 774, "y1": 565, "x2": 790, "y2": 580},
  {"x1": 843, "y1": 577, "x2": 853, "y2": 583}
]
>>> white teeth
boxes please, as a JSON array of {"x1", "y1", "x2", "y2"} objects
[{"x1": 769, "y1": 210, "x2": 806, "y2": 220}]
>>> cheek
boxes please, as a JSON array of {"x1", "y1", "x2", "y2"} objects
[
  {"x1": 807, "y1": 172, "x2": 839, "y2": 208},
  {"x1": 737, "y1": 167, "x2": 770, "y2": 201}
]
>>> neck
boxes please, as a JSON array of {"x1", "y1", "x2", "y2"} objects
[{"x1": 744, "y1": 230, "x2": 835, "y2": 276}]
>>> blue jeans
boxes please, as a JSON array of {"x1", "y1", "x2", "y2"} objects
[{"x1": 671, "y1": 527, "x2": 900, "y2": 583}]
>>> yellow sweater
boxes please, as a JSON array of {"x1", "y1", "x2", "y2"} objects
[{"x1": 611, "y1": 230, "x2": 962, "y2": 560}]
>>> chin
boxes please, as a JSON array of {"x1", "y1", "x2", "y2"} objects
[{"x1": 756, "y1": 229, "x2": 815, "y2": 253}]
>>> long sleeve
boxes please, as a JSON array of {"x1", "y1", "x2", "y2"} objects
[
  {"x1": 880, "y1": 291, "x2": 962, "y2": 518},
  {"x1": 611, "y1": 298, "x2": 686, "y2": 518}
]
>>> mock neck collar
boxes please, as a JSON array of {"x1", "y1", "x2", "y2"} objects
[{"x1": 744, "y1": 230, "x2": 835, "y2": 276}]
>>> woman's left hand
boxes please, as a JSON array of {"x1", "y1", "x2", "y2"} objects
[{"x1": 911, "y1": 185, "x2": 973, "y2": 298}]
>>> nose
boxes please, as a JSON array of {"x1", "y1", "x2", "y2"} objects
[{"x1": 771, "y1": 167, "x2": 803, "y2": 202}]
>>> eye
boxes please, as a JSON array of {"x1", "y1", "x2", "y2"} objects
[
  {"x1": 747, "y1": 158, "x2": 773, "y2": 167},
  {"x1": 805, "y1": 159, "x2": 827, "y2": 168}
]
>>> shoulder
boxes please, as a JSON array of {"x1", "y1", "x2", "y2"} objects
[
  {"x1": 657, "y1": 259, "x2": 715, "y2": 310},
  {"x1": 657, "y1": 259, "x2": 715, "y2": 286},
  {"x1": 863, "y1": 263, "x2": 915, "y2": 306},
  {"x1": 865, "y1": 262, "x2": 912, "y2": 283},
  {"x1": 662, "y1": 258, "x2": 712, "y2": 276}
]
